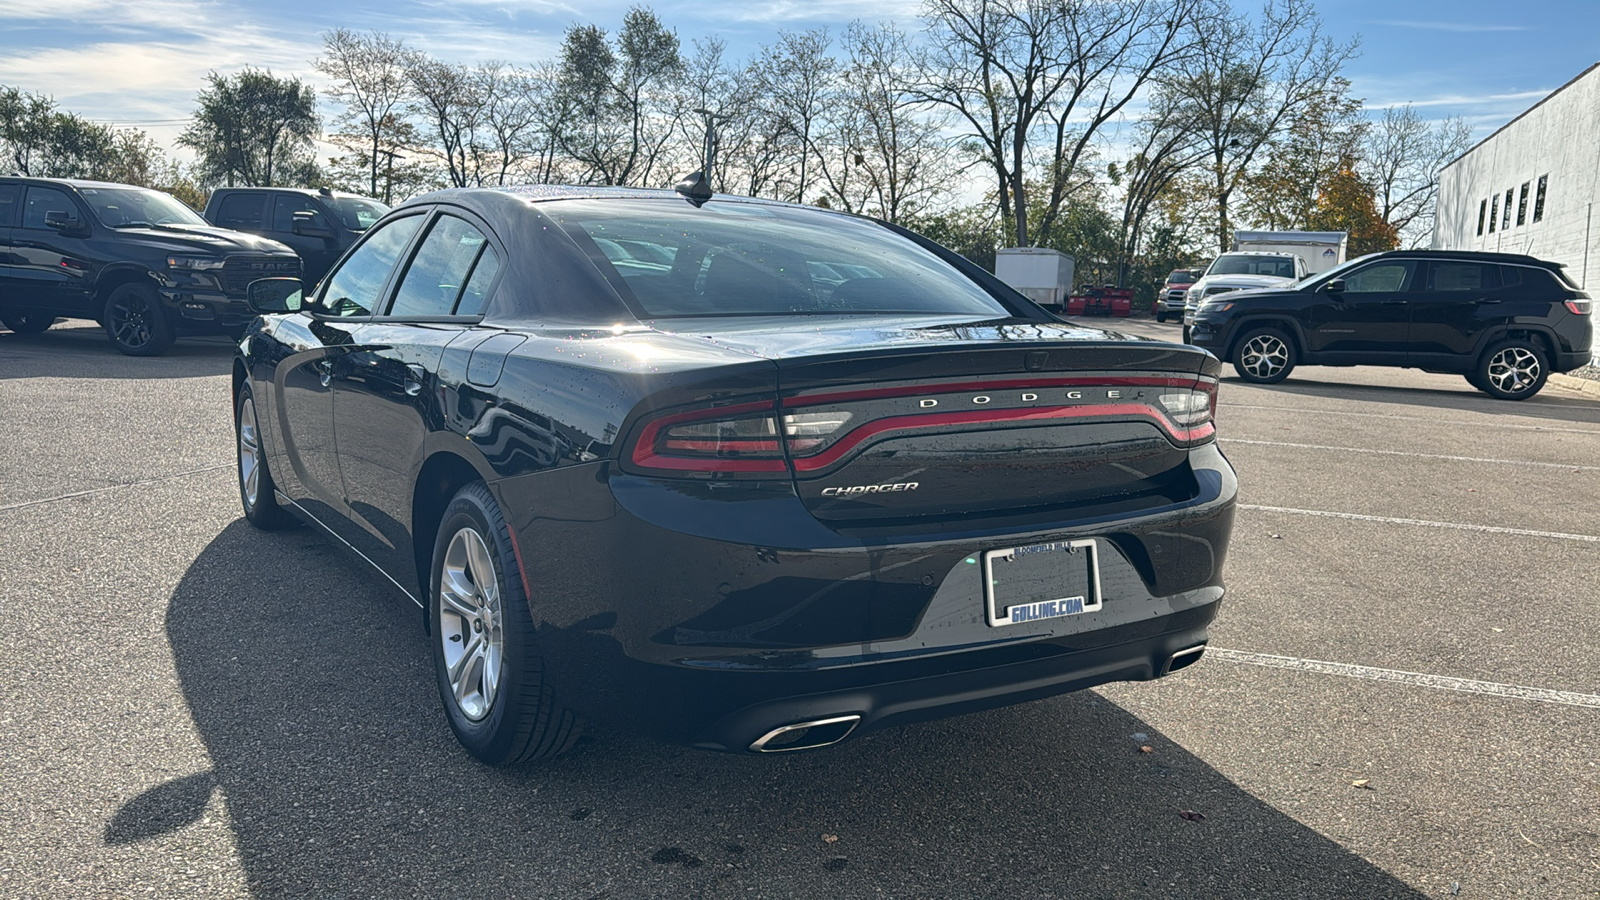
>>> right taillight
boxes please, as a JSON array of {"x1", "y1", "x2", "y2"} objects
[
  {"x1": 1155, "y1": 379, "x2": 1218, "y2": 442},
  {"x1": 1565, "y1": 298, "x2": 1591, "y2": 315}
]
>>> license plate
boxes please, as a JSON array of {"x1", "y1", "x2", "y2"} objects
[{"x1": 983, "y1": 539, "x2": 1102, "y2": 627}]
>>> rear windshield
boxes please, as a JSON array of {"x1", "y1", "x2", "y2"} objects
[
  {"x1": 1208, "y1": 255, "x2": 1297, "y2": 278},
  {"x1": 327, "y1": 196, "x2": 389, "y2": 231},
  {"x1": 547, "y1": 199, "x2": 1010, "y2": 319}
]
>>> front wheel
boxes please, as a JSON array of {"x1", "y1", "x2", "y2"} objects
[
  {"x1": 236, "y1": 383, "x2": 296, "y2": 529},
  {"x1": 430, "y1": 482, "x2": 582, "y2": 765},
  {"x1": 1155, "y1": 311, "x2": 1167, "y2": 323},
  {"x1": 104, "y1": 284, "x2": 174, "y2": 356},
  {"x1": 1474, "y1": 338, "x2": 1549, "y2": 400},
  {"x1": 2, "y1": 312, "x2": 56, "y2": 334},
  {"x1": 1231, "y1": 327, "x2": 1297, "y2": 384}
]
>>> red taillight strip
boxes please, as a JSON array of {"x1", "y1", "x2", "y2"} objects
[
  {"x1": 629, "y1": 399, "x2": 788, "y2": 473},
  {"x1": 780, "y1": 375, "x2": 1208, "y2": 409},
  {"x1": 789, "y1": 404, "x2": 1214, "y2": 473}
]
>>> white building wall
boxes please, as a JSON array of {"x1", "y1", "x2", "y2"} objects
[{"x1": 1435, "y1": 62, "x2": 1600, "y2": 289}]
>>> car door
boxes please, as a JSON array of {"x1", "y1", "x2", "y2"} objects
[
  {"x1": 269, "y1": 193, "x2": 342, "y2": 287},
  {"x1": 334, "y1": 209, "x2": 506, "y2": 586},
  {"x1": 0, "y1": 184, "x2": 20, "y2": 295},
  {"x1": 8, "y1": 185, "x2": 97, "y2": 316},
  {"x1": 1408, "y1": 260, "x2": 1502, "y2": 365},
  {"x1": 270, "y1": 211, "x2": 427, "y2": 533},
  {"x1": 1302, "y1": 259, "x2": 1418, "y2": 363}
]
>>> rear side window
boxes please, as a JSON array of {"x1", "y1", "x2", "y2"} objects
[
  {"x1": 318, "y1": 214, "x2": 424, "y2": 317},
  {"x1": 273, "y1": 195, "x2": 327, "y2": 232},
  {"x1": 214, "y1": 193, "x2": 266, "y2": 229},
  {"x1": 20, "y1": 186, "x2": 77, "y2": 229},
  {"x1": 1427, "y1": 263, "x2": 1499, "y2": 292},
  {"x1": 455, "y1": 247, "x2": 501, "y2": 316},
  {"x1": 387, "y1": 214, "x2": 493, "y2": 317},
  {"x1": 0, "y1": 185, "x2": 18, "y2": 227}
]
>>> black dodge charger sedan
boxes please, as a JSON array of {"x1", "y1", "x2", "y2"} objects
[{"x1": 233, "y1": 184, "x2": 1237, "y2": 763}]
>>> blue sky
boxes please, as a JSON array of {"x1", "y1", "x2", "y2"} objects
[{"x1": 0, "y1": 0, "x2": 1594, "y2": 163}]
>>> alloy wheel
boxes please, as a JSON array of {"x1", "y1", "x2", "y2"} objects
[
  {"x1": 1486, "y1": 346, "x2": 1541, "y2": 394},
  {"x1": 238, "y1": 396, "x2": 261, "y2": 510},
  {"x1": 438, "y1": 527, "x2": 504, "y2": 722},
  {"x1": 109, "y1": 294, "x2": 154, "y2": 350},
  {"x1": 1239, "y1": 334, "x2": 1289, "y2": 379}
]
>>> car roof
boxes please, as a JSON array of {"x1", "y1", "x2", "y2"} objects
[
  {"x1": 1368, "y1": 248, "x2": 1563, "y2": 268},
  {"x1": 0, "y1": 176, "x2": 148, "y2": 190},
  {"x1": 1217, "y1": 250, "x2": 1299, "y2": 257},
  {"x1": 211, "y1": 186, "x2": 376, "y2": 201},
  {"x1": 400, "y1": 184, "x2": 829, "y2": 220}
]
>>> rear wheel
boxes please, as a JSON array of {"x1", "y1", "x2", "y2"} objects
[
  {"x1": 2, "y1": 312, "x2": 56, "y2": 334},
  {"x1": 104, "y1": 283, "x2": 174, "y2": 356},
  {"x1": 430, "y1": 482, "x2": 582, "y2": 765},
  {"x1": 235, "y1": 383, "x2": 296, "y2": 530},
  {"x1": 1474, "y1": 338, "x2": 1549, "y2": 400},
  {"x1": 1231, "y1": 327, "x2": 1296, "y2": 384}
]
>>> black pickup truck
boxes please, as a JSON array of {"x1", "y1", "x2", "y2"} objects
[
  {"x1": 0, "y1": 176, "x2": 300, "y2": 355},
  {"x1": 203, "y1": 187, "x2": 388, "y2": 287}
]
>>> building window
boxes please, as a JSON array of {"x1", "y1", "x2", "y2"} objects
[
  {"x1": 1476, "y1": 199, "x2": 1487, "y2": 236},
  {"x1": 1502, "y1": 189, "x2": 1513, "y2": 230},
  {"x1": 1534, "y1": 175, "x2": 1547, "y2": 222},
  {"x1": 1489, "y1": 194, "x2": 1499, "y2": 232},
  {"x1": 1516, "y1": 182, "x2": 1529, "y2": 225}
]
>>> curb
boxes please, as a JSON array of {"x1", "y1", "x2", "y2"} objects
[{"x1": 1549, "y1": 372, "x2": 1600, "y2": 399}]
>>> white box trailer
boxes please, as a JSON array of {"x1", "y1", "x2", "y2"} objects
[
  {"x1": 995, "y1": 247, "x2": 1075, "y2": 308},
  {"x1": 1232, "y1": 230, "x2": 1348, "y2": 274}
]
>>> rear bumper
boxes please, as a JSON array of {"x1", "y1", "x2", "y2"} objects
[{"x1": 496, "y1": 443, "x2": 1237, "y2": 749}]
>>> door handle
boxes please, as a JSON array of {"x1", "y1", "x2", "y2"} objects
[
  {"x1": 404, "y1": 364, "x2": 426, "y2": 397},
  {"x1": 315, "y1": 358, "x2": 333, "y2": 387},
  {"x1": 1381, "y1": 299, "x2": 1408, "y2": 304},
  {"x1": 1477, "y1": 298, "x2": 1502, "y2": 304}
]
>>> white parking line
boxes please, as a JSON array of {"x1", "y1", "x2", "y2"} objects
[
  {"x1": 1208, "y1": 648, "x2": 1600, "y2": 710},
  {"x1": 1224, "y1": 438, "x2": 1600, "y2": 471},
  {"x1": 0, "y1": 465, "x2": 231, "y2": 513},
  {"x1": 1239, "y1": 504, "x2": 1600, "y2": 543},
  {"x1": 1226, "y1": 403, "x2": 1600, "y2": 435}
]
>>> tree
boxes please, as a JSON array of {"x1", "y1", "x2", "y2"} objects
[
  {"x1": 1168, "y1": 0, "x2": 1357, "y2": 253},
  {"x1": 1112, "y1": 88, "x2": 1210, "y2": 285},
  {"x1": 315, "y1": 29, "x2": 411, "y2": 202},
  {"x1": 1364, "y1": 104, "x2": 1472, "y2": 248},
  {"x1": 1239, "y1": 76, "x2": 1366, "y2": 231},
  {"x1": 915, "y1": 0, "x2": 1211, "y2": 248},
  {"x1": 553, "y1": 8, "x2": 684, "y2": 187},
  {"x1": 0, "y1": 86, "x2": 167, "y2": 183},
  {"x1": 754, "y1": 28, "x2": 837, "y2": 203},
  {"x1": 1308, "y1": 160, "x2": 1397, "y2": 255},
  {"x1": 403, "y1": 53, "x2": 485, "y2": 188},
  {"x1": 178, "y1": 69, "x2": 320, "y2": 187}
]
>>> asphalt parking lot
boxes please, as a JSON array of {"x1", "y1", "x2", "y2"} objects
[{"x1": 2, "y1": 318, "x2": 1597, "y2": 899}]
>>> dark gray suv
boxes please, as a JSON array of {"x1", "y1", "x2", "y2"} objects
[{"x1": 1184, "y1": 250, "x2": 1593, "y2": 400}]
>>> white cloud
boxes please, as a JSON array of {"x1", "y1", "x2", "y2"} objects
[{"x1": 1369, "y1": 20, "x2": 1531, "y2": 34}]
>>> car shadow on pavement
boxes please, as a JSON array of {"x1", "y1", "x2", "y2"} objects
[
  {"x1": 1225, "y1": 373, "x2": 1600, "y2": 424},
  {"x1": 0, "y1": 321, "x2": 235, "y2": 379},
  {"x1": 141, "y1": 520, "x2": 1428, "y2": 899}
]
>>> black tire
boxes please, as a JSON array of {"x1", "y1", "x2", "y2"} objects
[
  {"x1": 1473, "y1": 337, "x2": 1549, "y2": 400},
  {"x1": 2, "y1": 312, "x2": 56, "y2": 334},
  {"x1": 235, "y1": 382, "x2": 297, "y2": 530},
  {"x1": 430, "y1": 482, "x2": 582, "y2": 765},
  {"x1": 103, "y1": 283, "x2": 174, "y2": 356},
  {"x1": 1155, "y1": 311, "x2": 1166, "y2": 323},
  {"x1": 1231, "y1": 326, "x2": 1297, "y2": 384}
]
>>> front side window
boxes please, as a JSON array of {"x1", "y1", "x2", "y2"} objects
[
  {"x1": 273, "y1": 195, "x2": 326, "y2": 232},
  {"x1": 1427, "y1": 262, "x2": 1498, "y2": 292},
  {"x1": 1343, "y1": 261, "x2": 1414, "y2": 293},
  {"x1": 1476, "y1": 199, "x2": 1486, "y2": 236},
  {"x1": 1516, "y1": 182, "x2": 1529, "y2": 226},
  {"x1": 20, "y1": 186, "x2": 78, "y2": 229},
  {"x1": 549, "y1": 199, "x2": 1010, "y2": 319},
  {"x1": 388, "y1": 214, "x2": 494, "y2": 317},
  {"x1": 1534, "y1": 175, "x2": 1547, "y2": 222},
  {"x1": 317, "y1": 214, "x2": 424, "y2": 317},
  {"x1": 0, "y1": 185, "x2": 19, "y2": 227}
]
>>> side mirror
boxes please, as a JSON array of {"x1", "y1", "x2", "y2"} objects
[
  {"x1": 43, "y1": 209, "x2": 81, "y2": 231},
  {"x1": 1323, "y1": 278, "x2": 1345, "y2": 295},
  {"x1": 291, "y1": 211, "x2": 336, "y2": 239},
  {"x1": 246, "y1": 277, "x2": 304, "y2": 314}
]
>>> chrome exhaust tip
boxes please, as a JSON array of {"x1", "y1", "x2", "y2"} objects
[
  {"x1": 748, "y1": 714, "x2": 863, "y2": 753},
  {"x1": 1161, "y1": 643, "x2": 1206, "y2": 676}
]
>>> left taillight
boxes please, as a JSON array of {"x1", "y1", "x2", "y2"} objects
[{"x1": 630, "y1": 402, "x2": 787, "y2": 475}]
